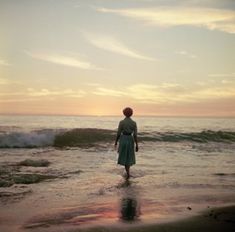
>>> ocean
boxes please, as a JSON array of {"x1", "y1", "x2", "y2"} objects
[{"x1": 0, "y1": 115, "x2": 235, "y2": 232}]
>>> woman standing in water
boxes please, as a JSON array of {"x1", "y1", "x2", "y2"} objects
[{"x1": 115, "y1": 107, "x2": 138, "y2": 179}]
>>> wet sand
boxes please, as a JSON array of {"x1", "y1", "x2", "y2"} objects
[
  {"x1": 76, "y1": 205, "x2": 235, "y2": 232},
  {"x1": 1, "y1": 134, "x2": 235, "y2": 232}
]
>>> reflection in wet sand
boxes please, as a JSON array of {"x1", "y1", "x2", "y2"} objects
[
  {"x1": 120, "y1": 197, "x2": 140, "y2": 221},
  {"x1": 119, "y1": 179, "x2": 141, "y2": 222}
]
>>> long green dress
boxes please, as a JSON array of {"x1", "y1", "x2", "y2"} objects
[{"x1": 117, "y1": 117, "x2": 137, "y2": 166}]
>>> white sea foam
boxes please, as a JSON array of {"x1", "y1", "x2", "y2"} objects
[{"x1": 0, "y1": 130, "x2": 57, "y2": 148}]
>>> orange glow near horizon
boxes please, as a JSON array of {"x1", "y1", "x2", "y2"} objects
[{"x1": 0, "y1": 96, "x2": 235, "y2": 117}]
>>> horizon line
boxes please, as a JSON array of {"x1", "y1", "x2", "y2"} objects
[{"x1": 0, "y1": 113, "x2": 235, "y2": 118}]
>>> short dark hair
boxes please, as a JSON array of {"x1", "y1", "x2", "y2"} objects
[{"x1": 123, "y1": 107, "x2": 133, "y2": 117}]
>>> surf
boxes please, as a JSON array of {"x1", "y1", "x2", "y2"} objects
[{"x1": 1, "y1": 128, "x2": 235, "y2": 148}]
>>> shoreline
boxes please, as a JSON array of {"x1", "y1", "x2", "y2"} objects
[
  {"x1": 74, "y1": 205, "x2": 235, "y2": 232},
  {"x1": 1, "y1": 201, "x2": 235, "y2": 232}
]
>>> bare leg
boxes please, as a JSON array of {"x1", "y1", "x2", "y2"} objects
[{"x1": 125, "y1": 165, "x2": 130, "y2": 179}]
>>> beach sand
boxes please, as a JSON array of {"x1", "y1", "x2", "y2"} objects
[{"x1": 77, "y1": 205, "x2": 235, "y2": 232}]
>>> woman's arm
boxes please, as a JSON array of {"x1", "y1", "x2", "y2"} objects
[
  {"x1": 133, "y1": 123, "x2": 138, "y2": 152},
  {"x1": 115, "y1": 121, "x2": 122, "y2": 146}
]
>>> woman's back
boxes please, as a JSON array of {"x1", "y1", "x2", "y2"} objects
[{"x1": 118, "y1": 117, "x2": 137, "y2": 135}]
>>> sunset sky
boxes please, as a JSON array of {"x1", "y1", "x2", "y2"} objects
[{"x1": 0, "y1": 0, "x2": 235, "y2": 116}]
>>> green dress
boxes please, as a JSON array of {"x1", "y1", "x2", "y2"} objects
[{"x1": 117, "y1": 117, "x2": 137, "y2": 166}]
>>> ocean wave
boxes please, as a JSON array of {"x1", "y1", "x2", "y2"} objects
[
  {"x1": 0, "y1": 128, "x2": 235, "y2": 148},
  {"x1": 0, "y1": 129, "x2": 59, "y2": 148},
  {"x1": 140, "y1": 130, "x2": 235, "y2": 143}
]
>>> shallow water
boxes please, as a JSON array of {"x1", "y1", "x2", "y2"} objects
[{"x1": 0, "y1": 116, "x2": 235, "y2": 231}]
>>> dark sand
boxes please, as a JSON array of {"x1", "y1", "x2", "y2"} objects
[{"x1": 75, "y1": 205, "x2": 235, "y2": 232}]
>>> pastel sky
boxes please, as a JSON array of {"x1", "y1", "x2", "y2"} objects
[{"x1": 1, "y1": 0, "x2": 235, "y2": 116}]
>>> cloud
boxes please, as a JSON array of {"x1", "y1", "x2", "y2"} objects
[
  {"x1": 26, "y1": 88, "x2": 86, "y2": 98},
  {"x1": 0, "y1": 78, "x2": 9, "y2": 85},
  {"x1": 0, "y1": 88, "x2": 86, "y2": 98},
  {"x1": 92, "y1": 83, "x2": 189, "y2": 103},
  {"x1": 25, "y1": 51, "x2": 103, "y2": 70},
  {"x1": 175, "y1": 50, "x2": 197, "y2": 59},
  {"x1": 97, "y1": 6, "x2": 235, "y2": 34},
  {"x1": 92, "y1": 87, "x2": 126, "y2": 97},
  {"x1": 0, "y1": 98, "x2": 42, "y2": 103},
  {"x1": 126, "y1": 83, "x2": 191, "y2": 103},
  {"x1": 182, "y1": 0, "x2": 235, "y2": 8},
  {"x1": 92, "y1": 82, "x2": 235, "y2": 104},
  {"x1": 0, "y1": 91, "x2": 24, "y2": 96},
  {"x1": 208, "y1": 73, "x2": 235, "y2": 78},
  {"x1": 0, "y1": 59, "x2": 10, "y2": 66},
  {"x1": 83, "y1": 33, "x2": 156, "y2": 61},
  {"x1": 196, "y1": 86, "x2": 235, "y2": 99},
  {"x1": 85, "y1": 83, "x2": 102, "y2": 87}
]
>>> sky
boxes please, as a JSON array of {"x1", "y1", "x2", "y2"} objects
[{"x1": 0, "y1": 0, "x2": 235, "y2": 116}]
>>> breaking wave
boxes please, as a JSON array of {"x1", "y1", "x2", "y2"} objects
[
  {"x1": 0, "y1": 129, "x2": 58, "y2": 148},
  {"x1": 0, "y1": 128, "x2": 235, "y2": 148}
]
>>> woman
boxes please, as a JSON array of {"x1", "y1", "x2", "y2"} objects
[{"x1": 115, "y1": 107, "x2": 138, "y2": 179}]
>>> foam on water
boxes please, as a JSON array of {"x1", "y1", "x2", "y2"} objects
[
  {"x1": 0, "y1": 130, "x2": 57, "y2": 148},
  {"x1": 0, "y1": 128, "x2": 235, "y2": 148}
]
